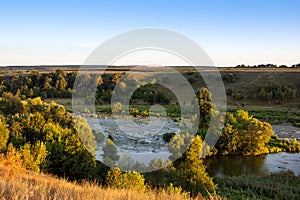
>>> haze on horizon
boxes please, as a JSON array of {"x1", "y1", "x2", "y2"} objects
[{"x1": 0, "y1": 0, "x2": 299, "y2": 67}]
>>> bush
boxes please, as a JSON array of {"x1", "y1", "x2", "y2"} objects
[
  {"x1": 112, "y1": 102, "x2": 122, "y2": 113},
  {"x1": 106, "y1": 168, "x2": 147, "y2": 192},
  {"x1": 293, "y1": 122, "x2": 300, "y2": 127}
]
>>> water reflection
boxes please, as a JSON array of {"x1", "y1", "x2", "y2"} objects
[
  {"x1": 205, "y1": 153, "x2": 300, "y2": 177},
  {"x1": 205, "y1": 154, "x2": 269, "y2": 176}
]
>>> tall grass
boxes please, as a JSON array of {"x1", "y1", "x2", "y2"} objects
[
  {"x1": 215, "y1": 170, "x2": 300, "y2": 200},
  {"x1": 0, "y1": 164, "x2": 222, "y2": 200}
]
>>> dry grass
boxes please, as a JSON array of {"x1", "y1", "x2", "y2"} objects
[{"x1": 0, "y1": 164, "x2": 223, "y2": 200}]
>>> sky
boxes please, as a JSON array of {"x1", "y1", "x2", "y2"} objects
[{"x1": 0, "y1": 0, "x2": 299, "y2": 66}]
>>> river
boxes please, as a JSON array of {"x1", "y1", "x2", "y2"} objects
[
  {"x1": 205, "y1": 152, "x2": 300, "y2": 176},
  {"x1": 86, "y1": 115, "x2": 300, "y2": 175}
]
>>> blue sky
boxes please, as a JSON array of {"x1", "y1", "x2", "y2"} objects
[{"x1": 0, "y1": 0, "x2": 299, "y2": 66}]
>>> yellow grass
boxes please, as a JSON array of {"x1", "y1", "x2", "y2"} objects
[{"x1": 0, "y1": 164, "x2": 223, "y2": 200}]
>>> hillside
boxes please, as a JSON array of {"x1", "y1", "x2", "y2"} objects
[{"x1": 0, "y1": 164, "x2": 221, "y2": 200}]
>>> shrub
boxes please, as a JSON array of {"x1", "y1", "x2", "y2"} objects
[
  {"x1": 112, "y1": 102, "x2": 122, "y2": 113},
  {"x1": 106, "y1": 168, "x2": 147, "y2": 192},
  {"x1": 293, "y1": 122, "x2": 300, "y2": 127}
]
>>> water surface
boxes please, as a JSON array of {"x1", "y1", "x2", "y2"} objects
[{"x1": 205, "y1": 152, "x2": 300, "y2": 176}]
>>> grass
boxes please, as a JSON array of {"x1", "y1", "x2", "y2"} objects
[
  {"x1": 55, "y1": 98, "x2": 299, "y2": 125},
  {"x1": 214, "y1": 170, "x2": 300, "y2": 200},
  {"x1": 0, "y1": 164, "x2": 223, "y2": 200}
]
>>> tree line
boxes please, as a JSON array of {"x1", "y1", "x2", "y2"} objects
[
  {"x1": 236, "y1": 63, "x2": 300, "y2": 68},
  {"x1": 0, "y1": 70, "x2": 171, "y2": 106}
]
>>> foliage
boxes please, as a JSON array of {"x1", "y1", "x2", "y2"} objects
[
  {"x1": 73, "y1": 116, "x2": 96, "y2": 155},
  {"x1": 0, "y1": 163, "x2": 222, "y2": 200},
  {"x1": 198, "y1": 87, "x2": 213, "y2": 131},
  {"x1": 0, "y1": 94, "x2": 96, "y2": 180},
  {"x1": 293, "y1": 122, "x2": 300, "y2": 127},
  {"x1": 0, "y1": 92, "x2": 24, "y2": 115},
  {"x1": 0, "y1": 117, "x2": 9, "y2": 151},
  {"x1": 167, "y1": 183, "x2": 190, "y2": 198},
  {"x1": 106, "y1": 168, "x2": 147, "y2": 192},
  {"x1": 144, "y1": 159, "x2": 176, "y2": 187},
  {"x1": 219, "y1": 110, "x2": 274, "y2": 155},
  {"x1": 257, "y1": 83, "x2": 297, "y2": 103},
  {"x1": 168, "y1": 133, "x2": 193, "y2": 160},
  {"x1": 227, "y1": 108, "x2": 300, "y2": 125},
  {"x1": 130, "y1": 84, "x2": 171, "y2": 105},
  {"x1": 112, "y1": 101, "x2": 123, "y2": 113},
  {"x1": 267, "y1": 135, "x2": 300, "y2": 153},
  {"x1": 0, "y1": 144, "x2": 23, "y2": 169},
  {"x1": 172, "y1": 136, "x2": 216, "y2": 195},
  {"x1": 1, "y1": 68, "x2": 299, "y2": 109},
  {"x1": 215, "y1": 170, "x2": 300, "y2": 200},
  {"x1": 19, "y1": 141, "x2": 47, "y2": 172},
  {"x1": 103, "y1": 139, "x2": 120, "y2": 166}
]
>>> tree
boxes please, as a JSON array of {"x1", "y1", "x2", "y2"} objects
[
  {"x1": 103, "y1": 139, "x2": 119, "y2": 166},
  {"x1": 0, "y1": 92, "x2": 24, "y2": 115},
  {"x1": 173, "y1": 136, "x2": 216, "y2": 195},
  {"x1": 198, "y1": 88, "x2": 213, "y2": 137},
  {"x1": 0, "y1": 117, "x2": 9, "y2": 151},
  {"x1": 73, "y1": 116, "x2": 96, "y2": 156},
  {"x1": 0, "y1": 95, "x2": 96, "y2": 180},
  {"x1": 19, "y1": 141, "x2": 47, "y2": 172},
  {"x1": 43, "y1": 76, "x2": 53, "y2": 90},
  {"x1": 55, "y1": 74, "x2": 67, "y2": 92},
  {"x1": 221, "y1": 110, "x2": 274, "y2": 155},
  {"x1": 106, "y1": 168, "x2": 147, "y2": 192},
  {"x1": 168, "y1": 133, "x2": 193, "y2": 160}
]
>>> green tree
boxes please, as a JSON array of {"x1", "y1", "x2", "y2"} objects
[
  {"x1": 73, "y1": 116, "x2": 96, "y2": 156},
  {"x1": 168, "y1": 133, "x2": 193, "y2": 160},
  {"x1": 198, "y1": 88, "x2": 213, "y2": 138},
  {"x1": 106, "y1": 168, "x2": 147, "y2": 192},
  {"x1": 106, "y1": 167, "x2": 123, "y2": 188},
  {"x1": 0, "y1": 117, "x2": 9, "y2": 151},
  {"x1": 222, "y1": 110, "x2": 274, "y2": 155},
  {"x1": 103, "y1": 139, "x2": 119, "y2": 165},
  {"x1": 0, "y1": 95, "x2": 96, "y2": 180},
  {"x1": 19, "y1": 141, "x2": 47, "y2": 172},
  {"x1": 0, "y1": 92, "x2": 24, "y2": 115},
  {"x1": 173, "y1": 136, "x2": 216, "y2": 195},
  {"x1": 55, "y1": 74, "x2": 67, "y2": 92}
]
